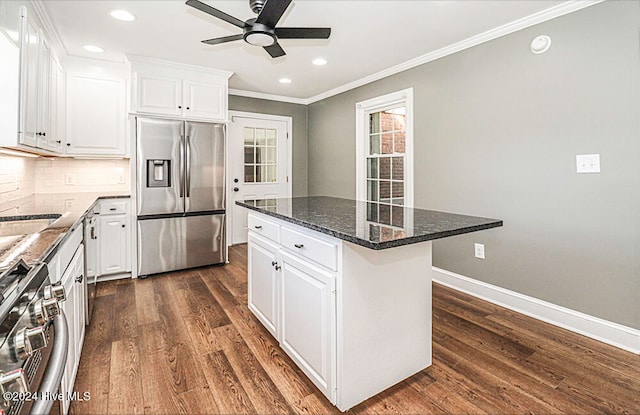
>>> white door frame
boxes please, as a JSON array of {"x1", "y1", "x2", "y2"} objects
[{"x1": 227, "y1": 111, "x2": 293, "y2": 247}]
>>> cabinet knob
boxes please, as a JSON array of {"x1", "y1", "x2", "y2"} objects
[
  {"x1": 294, "y1": 244, "x2": 304, "y2": 249},
  {"x1": 254, "y1": 225, "x2": 262, "y2": 229},
  {"x1": 56, "y1": 140, "x2": 61, "y2": 144},
  {"x1": 42, "y1": 132, "x2": 46, "y2": 137},
  {"x1": 66, "y1": 143, "x2": 71, "y2": 147},
  {"x1": 186, "y1": 107, "x2": 190, "y2": 110},
  {"x1": 178, "y1": 105, "x2": 182, "y2": 109},
  {"x1": 271, "y1": 261, "x2": 277, "y2": 266},
  {"x1": 121, "y1": 224, "x2": 126, "y2": 228},
  {"x1": 75, "y1": 274, "x2": 84, "y2": 284}
]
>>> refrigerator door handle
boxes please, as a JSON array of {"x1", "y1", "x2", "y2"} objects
[
  {"x1": 179, "y1": 134, "x2": 185, "y2": 198},
  {"x1": 186, "y1": 135, "x2": 191, "y2": 198}
]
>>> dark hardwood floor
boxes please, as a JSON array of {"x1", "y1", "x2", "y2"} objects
[{"x1": 71, "y1": 244, "x2": 640, "y2": 414}]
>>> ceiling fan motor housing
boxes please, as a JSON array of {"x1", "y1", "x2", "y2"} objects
[
  {"x1": 243, "y1": 18, "x2": 276, "y2": 46},
  {"x1": 249, "y1": 0, "x2": 267, "y2": 14}
]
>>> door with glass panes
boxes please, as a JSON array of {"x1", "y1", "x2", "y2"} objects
[{"x1": 229, "y1": 114, "x2": 289, "y2": 244}]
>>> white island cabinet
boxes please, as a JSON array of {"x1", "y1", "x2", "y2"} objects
[{"x1": 241, "y1": 197, "x2": 502, "y2": 411}]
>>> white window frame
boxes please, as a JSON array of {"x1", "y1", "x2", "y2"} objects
[{"x1": 355, "y1": 87, "x2": 414, "y2": 208}]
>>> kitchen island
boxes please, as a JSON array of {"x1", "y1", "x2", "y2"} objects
[{"x1": 236, "y1": 196, "x2": 502, "y2": 411}]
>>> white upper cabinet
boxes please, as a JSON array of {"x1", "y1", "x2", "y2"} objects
[
  {"x1": 64, "y1": 57, "x2": 129, "y2": 156},
  {"x1": 129, "y1": 55, "x2": 232, "y2": 122},
  {"x1": 0, "y1": 5, "x2": 65, "y2": 154},
  {"x1": 19, "y1": 10, "x2": 40, "y2": 147}
]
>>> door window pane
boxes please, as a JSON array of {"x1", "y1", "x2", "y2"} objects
[
  {"x1": 244, "y1": 165, "x2": 255, "y2": 183},
  {"x1": 243, "y1": 127, "x2": 279, "y2": 183}
]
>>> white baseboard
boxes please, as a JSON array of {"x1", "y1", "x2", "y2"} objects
[{"x1": 432, "y1": 267, "x2": 640, "y2": 354}]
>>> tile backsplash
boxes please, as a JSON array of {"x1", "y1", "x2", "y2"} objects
[
  {"x1": 0, "y1": 155, "x2": 130, "y2": 203},
  {"x1": 0, "y1": 155, "x2": 36, "y2": 203},
  {"x1": 34, "y1": 158, "x2": 130, "y2": 193}
]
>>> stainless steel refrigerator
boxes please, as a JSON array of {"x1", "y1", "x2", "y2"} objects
[{"x1": 136, "y1": 117, "x2": 225, "y2": 277}]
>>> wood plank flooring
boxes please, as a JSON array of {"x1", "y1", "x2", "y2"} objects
[{"x1": 71, "y1": 244, "x2": 640, "y2": 414}]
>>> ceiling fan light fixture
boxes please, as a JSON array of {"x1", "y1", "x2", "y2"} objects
[{"x1": 244, "y1": 32, "x2": 276, "y2": 47}]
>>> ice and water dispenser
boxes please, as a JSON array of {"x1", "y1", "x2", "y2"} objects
[{"x1": 147, "y1": 159, "x2": 171, "y2": 187}]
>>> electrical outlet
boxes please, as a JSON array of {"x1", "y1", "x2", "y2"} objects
[
  {"x1": 64, "y1": 174, "x2": 75, "y2": 185},
  {"x1": 474, "y1": 243, "x2": 485, "y2": 260},
  {"x1": 118, "y1": 174, "x2": 125, "y2": 184},
  {"x1": 576, "y1": 154, "x2": 600, "y2": 173}
]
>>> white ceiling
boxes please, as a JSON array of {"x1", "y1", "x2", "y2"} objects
[{"x1": 43, "y1": 0, "x2": 575, "y2": 102}]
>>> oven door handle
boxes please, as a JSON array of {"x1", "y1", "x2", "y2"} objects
[{"x1": 30, "y1": 310, "x2": 69, "y2": 415}]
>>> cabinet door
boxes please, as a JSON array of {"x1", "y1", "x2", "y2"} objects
[
  {"x1": 247, "y1": 232, "x2": 280, "y2": 338},
  {"x1": 36, "y1": 34, "x2": 50, "y2": 147},
  {"x1": 99, "y1": 214, "x2": 130, "y2": 275},
  {"x1": 59, "y1": 245, "x2": 84, "y2": 415},
  {"x1": 280, "y1": 251, "x2": 335, "y2": 400},
  {"x1": 19, "y1": 13, "x2": 39, "y2": 147},
  {"x1": 135, "y1": 73, "x2": 182, "y2": 116},
  {"x1": 183, "y1": 80, "x2": 226, "y2": 121},
  {"x1": 66, "y1": 74, "x2": 126, "y2": 155},
  {"x1": 52, "y1": 59, "x2": 65, "y2": 151}
]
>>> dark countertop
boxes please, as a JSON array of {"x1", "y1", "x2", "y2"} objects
[
  {"x1": 236, "y1": 196, "x2": 503, "y2": 250},
  {"x1": 0, "y1": 192, "x2": 130, "y2": 268}
]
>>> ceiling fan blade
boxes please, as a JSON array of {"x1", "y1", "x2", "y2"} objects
[
  {"x1": 255, "y1": 0, "x2": 292, "y2": 28},
  {"x1": 186, "y1": 0, "x2": 245, "y2": 28},
  {"x1": 202, "y1": 34, "x2": 244, "y2": 45},
  {"x1": 264, "y1": 42, "x2": 286, "y2": 58},
  {"x1": 275, "y1": 27, "x2": 331, "y2": 39}
]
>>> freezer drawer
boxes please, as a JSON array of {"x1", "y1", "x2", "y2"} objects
[{"x1": 137, "y1": 214, "x2": 225, "y2": 276}]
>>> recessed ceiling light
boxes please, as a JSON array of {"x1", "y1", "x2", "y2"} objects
[
  {"x1": 279, "y1": 78, "x2": 292, "y2": 84},
  {"x1": 110, "y1": 9, "x2": 136, "y2": 21},
  {"x1": 312, "y1": 58, "x2": 327, "y2": 66},
  {"x1": 530, "y1": 35, "x2": 551, "y2": 54},
  {"x1": 83, "y1": 45, "x2": 104, "y2": 53}
]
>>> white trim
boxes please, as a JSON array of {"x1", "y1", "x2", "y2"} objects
[
  {"x1": 226, "y1": 111, "x2": 293, "y2": 246},
  {"x1": 229, "y1": 89, "x2": 308, "y2": 105},
  {"x1": 127, "y1": 55, "x2": 233, "y2": 79},
  {"x1": 232, "y1": 1, "x2": 602, "y2": 105},
  {"x1": 432, "y1": 267, "x2": 640, "y2": 354},
  {"x1": 34, "y1": 0, "x2": 601, "y2": 106},
  {"x1": 31, "y1": 0, "x2": 68, "y2": 58},
  {"x1": 307, "y1": 0, "x2": 603, "y2": 104},
  {"x1": 355, "y1": 88, "x2": 414, "y2": 208}
]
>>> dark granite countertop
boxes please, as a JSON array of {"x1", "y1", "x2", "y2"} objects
[
  {"x1": 236, "y1": 196, "x2": 502, "y2": 250},
  {"x1": 0, "y1": 192, "x2": 130, "y2": 268}
]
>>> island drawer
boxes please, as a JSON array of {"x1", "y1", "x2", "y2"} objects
[
  {"x1": 248, "y1": 214, "x2": 279, "y2": 242},
  {"x1": 281, "y1": 226, "x2": 338, "y2": 271},
  {"x1": 99, "y1": 200, "x2": 128, "y2": 215}
]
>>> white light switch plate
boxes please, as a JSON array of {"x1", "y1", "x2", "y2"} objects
[
  {"x1": 474, "y1": 243, "x2": 485, "y2": 260},
  {"x1": 576, "y1": 154, "x2": 600, "y2": 173}
]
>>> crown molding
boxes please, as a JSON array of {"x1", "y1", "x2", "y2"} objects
[
  {"x1": 31, "y1": 0, "x2": 68, "y2": 58},
  {"x1": 229, "y1": 88, "x2": 309, "y2": 105},
  {"x1": 305, "y1": 0, "x2": 604, "y2": 104},
  {"x1": 127, "y1": 54, "x2": 233, "y2": 79}
]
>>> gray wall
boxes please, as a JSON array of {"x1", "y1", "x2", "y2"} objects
[
  {"x1": 307, "y1": 1, "x2": 640, "y2": 329},
  {"x1": 229, "y1": 95, "x2": 309, "y2": 196}
]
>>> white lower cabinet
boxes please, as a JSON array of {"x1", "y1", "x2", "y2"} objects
[
  {"x1": 280, "y1": 251, "x2": 335, "y2": 400},
  {"x1": 245, "y1": 211, "x2": 434, "y2": 412},
  {"x1": 247, "y1": 214, "x2": 337, "y2": 403},
  {"x1": 247, "y1": 233, "x2": 279, "y2": 338},
  {"x1": 57, "y1": 243, "x2": 86, "y2": 414},
  {"x1": 98, "y1": 214, "x2": 130, "y2": 275}
]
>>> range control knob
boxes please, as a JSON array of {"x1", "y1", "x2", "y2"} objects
[
  {"x1": 14, "y1": 326, "x2": 48, "y2": 359},
  {"x1": 0, "y1": 369, "x2": 27, "y2": 404},
  {"x1": 33, "y1": 297, "x2": 60, "y2": 324},
  {"x1": 44, "y1": 283, "x2": 66, "y2": 303}
]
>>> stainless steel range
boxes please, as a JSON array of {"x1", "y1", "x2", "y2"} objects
[{"x1": 0, "y1": 260, "x2": 68, "y2": 415}]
